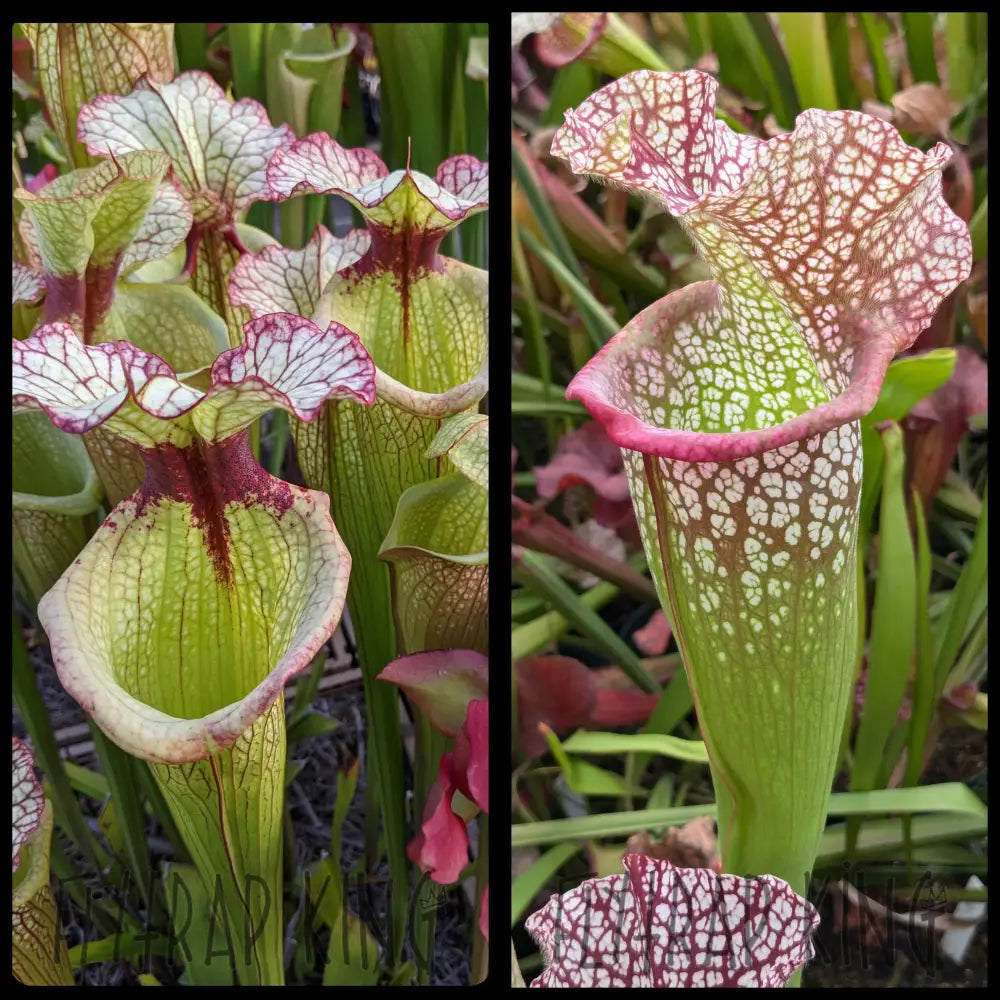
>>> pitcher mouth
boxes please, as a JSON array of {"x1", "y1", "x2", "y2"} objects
[
  {"x1": 37, "y1": 494, "x2": 350, "y2": 766},
  {"x1": 566, "y1": 281, "x2": 894, "y2": 464}
]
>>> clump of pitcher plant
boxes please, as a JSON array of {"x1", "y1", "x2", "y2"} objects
[
  {"x1": 551, "y1": 69, "x2": 971, "y2": 905},
  {"x1": 234, "y1": 137, "x2": 489, "y2": 941},
  {"x1": 13, "y1": 314, "x2": 375, "y2": 985}
]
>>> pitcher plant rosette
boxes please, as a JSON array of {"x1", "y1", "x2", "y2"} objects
[
  {"x1": 232, "y1": 137, "x2": 489, "y2": 942},
  {"x1": 553, "y1": 70, "x2": 971, "y2": 896},
  {"x1": 13, "y1": 314, "x2": 375, "y2": 985}
]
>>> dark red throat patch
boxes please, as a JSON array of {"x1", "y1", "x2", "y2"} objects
[{"x1": 135, "y1": 430, "x2": 294, "y2": 585}]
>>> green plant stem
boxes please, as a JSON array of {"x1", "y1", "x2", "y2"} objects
[{"x1": 471, "y1": 817, "x2": 489, "y2": 984}]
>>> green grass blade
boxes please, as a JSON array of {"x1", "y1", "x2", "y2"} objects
[
  {"x1": 511, "y1": 842, "x2": 581, "y2": 926},
  {"x1": 856, "y1": 13, "x2": 896, "y2": 103},
  {"x1": 519, "y1": 229, "x2": 619, "y2": 349},
  {"x1": 88, "y1": 724, "x2": 157, "y2": 914},
  {"x1": 511, "y1": 782, "x2": 985, "y2": 847},
  {"x1": 136, "y1": 760, "x2": 189, "y2": 862},
  {"x1": 544, "y1": 725, "x2": 634, "y2": 798},
  {"x1": 69, "y1": 933, "x2": 173, "y2": 968},
  {"x1": 511, "y1": 139, "x2": 583, "y2": 282},
  {"x1": 511, "y1": 578, "x2": 622, "y2": 662},
  {"x1": 824, "y1": 13, "x2": 861, "y2": 108},
  {"x1": 61, "y1": 761, "x2": 109, "y2": 800},
  {"x1": 709, "y1": 13, "x2": 799, "y2": 127},
  {"x1": 859, "y1": 349, "x2": 956, "y2": 530},
  {"x1": 683, "y1": 13, "x2": 710, "y2": 58},
  {"x1": 512, "y1": 224, "x2": 553, "y2": 446},
  {"x1": 331, "y1": 760, "x2": 359, "y2": 873},
  {"x1": 933, "y1": 482, "x2": 987, "y2": 688},
  {"x1": 946, "y1": 13, "x2": 973, "y2": 103},
  {"x1": 904, "y1": 491, "x2": 936, "y2": 787},
  {"x1": 511, "y1": 400, "x2": 587, "y2": 417},
  {"x1": 542, "y1": 61, "x2": 600, "y2": 127},
  {"x1": 851, "y1": 422, "x2": 917, "y2": 792},
  {"x1": 901, "y1": 12, "x2": 940, "y2": 85},
  {"x1": 372, "y1": 23, "x2": 453, "y2": 175},
  {"x1": 628, "y1": 670, "x2": 693, "y2": 783},
  {"x1": 512, "y1": 804, "x2": 710, "y2": 847},
  {"x1": 560, "y1": 730, "x2": 708, "y2": 764},
  {"x1": 777, "y1": 13, "x2": 838, "y2": 111},
  {"x1": 817, "y1": 811, "x2": 987, "y2": 865},
  {"x1": 515, "y1": 550, "x2": 658, "y2": 694}
]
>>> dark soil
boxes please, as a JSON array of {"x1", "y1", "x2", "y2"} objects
[
  {"x1": 13, "y1": 622, "x2": 473, "y2": 986},
  {"x1": 803, "y1": 892, "x2": 988, "y2": 988},
  {"x1": 806, "y1": 726, "x2": 988, "y2": 988}
]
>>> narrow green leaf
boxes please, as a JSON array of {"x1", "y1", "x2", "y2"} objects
[
  {"x1": 852, "y1": 422, "x2": 917, "y2": 793},
  {"x1": 901, "y1": 12, "x2": 940, "y2": 85},
  {"x1": 542, "y1": 726, "x2": 635, "y2": 798},
  {"x1": 933, "y1": 483, "x2": 988, "y2": 688},
  {"x1": 904, "y1": 491, "x2": 936, "y2": 788},
  {"x1": 510, "y1": 578, "x2": 622, "y2": 663},
  {"x1": 511, "y1": 842, "x2": 581, "y2": 927},
  {"x1": 561, "y1": 729, "x2": 708, "y2": 764},
  {"x1": 519, "y1": 228, "x2": 619, "y2": 349},
  {"x1": 511, "y1": 139, "x2": 583, "y2": 283},
  {"x1": 817, "y1": 811, "x2": 987, "y2": 864},
  {"x1": 372, "y1": 23, "x2": 454, "y2": 175},
  {"x1": 60, "y1": 761, "x2": 110, "y2": 801},
  {"x1": 542, "y1": 61, "x2": 600, "y2": 127},
  {"x1": 512, "y1": 372, "x2": 571, "y2": 403},
  {"x1": 709, "y1": 13, "x2": 798, "y2": 127},
  {"x1": 777, "y1": 13, "x2": 838, "y2": 111},
  {"x1": 628, "y1": 670, "x2": 694, "y2": 785},
  {"x1": 683, "y1": 13, "x2": 709, "y2": 58},
  {"x1": 860, "y1": 349, "x2": 956, "y2": 532},
  {"x1": 174, "y1": 24, "x2": 209, "y2": 72},
  {"x1": 331, "y1": 760, "x2": 359, "y2": 873},
  {"x1": 88, "y1": 726, "x2": 156, "y2": 914},
  {"x1": 857, "y1": 13, "x2": 896, "y2": 103},
  {"x1": 287, "y1": 711, "x2": 339, "y2": 743},
  {"x1": 511, "y1": 782, "x2": 985, "y2": 847},
  {"x1": 306, "y1": 858, "x2": 381, "y2": 986},
  {"x1": 515, "y1": 551, "x2": 658, "y2": 694},
  {"x1": 289, "y1": 648, "x2": 328, "y2": 729},
  {"x1": 824, "y1": 13, "x2": 861, "y2": 108},
  {"x1": 69, "y1": 933, "x2": 173, "y2": 968}
]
